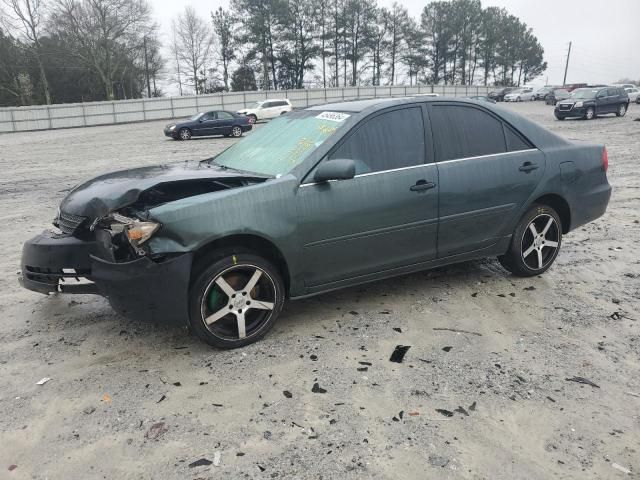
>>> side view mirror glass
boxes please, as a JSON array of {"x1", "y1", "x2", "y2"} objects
[{"x1": 314, "y1": 159, "x2": 356, "y2": 183}]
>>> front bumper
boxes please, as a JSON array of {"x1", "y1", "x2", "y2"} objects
[
  {"x1": 164, "y1": 127, "x2": 178, "y2": 138},
  {"x1": 555, "y1": 105, "x2": 585, "y2": 118},
  {"x1": 20, "y1": 230, "x2": 192, "y2": 326}
]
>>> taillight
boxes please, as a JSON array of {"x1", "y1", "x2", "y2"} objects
[{"x1": 602, "y1": 147, "x2": 609, "y2": 172}]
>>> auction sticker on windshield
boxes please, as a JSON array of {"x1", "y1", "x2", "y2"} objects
[{"x1": 316, "y1": 112, "x2": 350, "y2": 122}]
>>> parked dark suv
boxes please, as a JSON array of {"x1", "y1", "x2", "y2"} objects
[{"x1": 554, "y1": 87, "x2": 630, "y2": 120}]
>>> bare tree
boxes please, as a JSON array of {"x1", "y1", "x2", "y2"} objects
[
  {"x1": 169, "y1": 19, "x2": 183, "y2": 95},
  {"x1": 174, "y1": 6, "x2": 213, "y2": 95},
  {"x1": 51, "y1": 0, "x2": 152, "y2": 100},
  {"x1": 1, "y1": 0, "x2": 52, "y2": 103}
]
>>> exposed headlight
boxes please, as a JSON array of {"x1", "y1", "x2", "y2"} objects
[
  {"x1": 169, "y1": 125, "x2": 176, "y2": 131},
  {"x1": 125, "y1": 221, "x2": 160, "y2": 245},
  {"x1": 107, "y1": 213, "x2": 160, "y2": 248},
  {"x1": 574, "y1": 101, "x2": 583, "y2": 107}
]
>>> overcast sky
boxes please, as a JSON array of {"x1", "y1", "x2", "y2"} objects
[{"x1": 152, "y1": 0, "x2": 640, "y2": 87}]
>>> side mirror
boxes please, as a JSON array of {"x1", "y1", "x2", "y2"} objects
[{"x1": 314, "y1": 159, "x2": 356, "y2": 183}]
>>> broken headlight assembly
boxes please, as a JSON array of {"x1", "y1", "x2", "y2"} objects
[{"x1": 99, "y1": 213, "x2": 160, "y2": 256}]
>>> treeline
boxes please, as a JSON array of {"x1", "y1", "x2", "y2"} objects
[
  {"x1": 0, "y1": 0, "x2": 163, "y2": 106},
  {"x1": 0, "y1": 0, "x2": 547, "y2": 106}
]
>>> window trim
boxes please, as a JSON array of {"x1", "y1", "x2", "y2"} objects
[{"x1": 300, "y1": 149, "x2": 539, "y2": 188}]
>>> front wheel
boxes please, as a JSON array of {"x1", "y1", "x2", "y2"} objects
[
  {"x1": 189, "y1": 252, "x2": 285, "y2": 348},
  {"x1": 585, "y1": 107, "x2": 595, "y2": 120},
  {"x1": 616, "y1": 103, "x2": 627, "y2": 117},
  {"x1": 179, "y1": 128, "x2": 192, "y2": 140},
  {"x1": 498, "y1": 204, "x2": 562, "y2": 277}
]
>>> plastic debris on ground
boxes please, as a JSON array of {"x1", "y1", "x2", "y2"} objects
[
  {"x1": 565, "y1": 377, "x2": 600, "y2": 388},
  {"x1": 188, "y1": 458, "x2": 212, "y2": 468},
  {"x1": 389, "y1": 345, "x2": 411, "y2": 363},
  {"x1": 36, "y1": 377, "x2": 51, "y2": 385},
  {"x1": 311, "y1": 382, "x2": 327, "y2": 394}
]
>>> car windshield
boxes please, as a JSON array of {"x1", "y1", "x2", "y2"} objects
[
  {"x1": 572, "y1": 89, "x2": 598, "y2": 99},
  {"x1": 189, "y1": 112, "x2": 205, "y2": 121},
  {"x1": 210, "y1": 110, "x2": 349, "y2": 176}
]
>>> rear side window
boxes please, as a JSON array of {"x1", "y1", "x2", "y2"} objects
[
  {"x1": 430, "y1": 105, "x2": 506, "y2": 161},
  {"x1": 217, "y1": 111, "x2": 233, "y2": 119},
  {"x1": 504, "y1": 125, "x2": 533, "y2": 152},
  {"x1": 329, "y1": 107, "x2": 425, "y2": 174}
]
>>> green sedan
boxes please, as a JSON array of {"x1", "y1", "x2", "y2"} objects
[{"x1": 20, "y1": 97, "x2": 611, "y2": 348}]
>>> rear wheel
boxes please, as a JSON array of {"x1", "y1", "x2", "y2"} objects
[
  {"x1": 231, "y1": 125, "x2": 243, "y2": 137},
  {"x1": 498, "y1": 204, "x2": 562, "y2": 277},
  {"x1": 189, "y1": 252, "x2": 285, "y2": 348},
  {"x1": 616, "y1": 103, "x2": 627, "y2": 117},
  {"x1": 179, "y1": 128, "x2": 192, "y2": 140}
]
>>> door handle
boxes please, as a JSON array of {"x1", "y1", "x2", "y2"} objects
[
  {"x1": 519, "y1": 162, "x2": 539, "y2": 173},
  {"x1": 410, "y1": 180, "x2": 436, "y2": 192}
]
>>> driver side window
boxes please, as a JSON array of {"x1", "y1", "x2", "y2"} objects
[{"x1": 328, "y1": 107, "x2": 426, "y2": 175}]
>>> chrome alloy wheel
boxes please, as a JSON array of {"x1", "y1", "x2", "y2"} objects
[
  {"x1": 521, "y1": 214, "x2": 560, "y2": 270},
  {"x1": 231, "y1": 126, "x2": 242, "y2": 137},
  {"x1": 179, "y1": 128, "x2": 192, "y2": 140},
  {"x1": 200, "y1": 265, "x2": 276, "y2": 340}
]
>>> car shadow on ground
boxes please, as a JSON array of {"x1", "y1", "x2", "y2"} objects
[{"x1": 38, "y1": 258, "x2": 510, "y2": 353}]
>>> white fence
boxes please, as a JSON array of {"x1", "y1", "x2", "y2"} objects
[{"x1": 0, "y1": 84, "x2": 491, "y2": 133}]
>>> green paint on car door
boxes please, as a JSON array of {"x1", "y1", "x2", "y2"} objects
[{"x1": 296, "y1": 106, "x2": 439, "y2": 287}]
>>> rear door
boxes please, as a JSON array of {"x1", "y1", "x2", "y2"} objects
[
  {"x1": 428, "y1": 103, "x2": 545, "y2": 257},
  {"x1": 297, "y1": 106, "x2": 439, "y2": 288},
  {"x1": 260, "y1": 101, "x2": 277, "y2": 119},
  {"x1": 214, "y1": 111, "x2": 235, "y2": 135}
]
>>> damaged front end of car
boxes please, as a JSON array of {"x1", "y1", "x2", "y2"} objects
[{"x1": 20, "y1": 161, "x2": 271, "y2": 325}]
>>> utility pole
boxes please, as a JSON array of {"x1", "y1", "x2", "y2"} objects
[
  {"x1": 143, "y1": 36, "x2": 152, "y2": 98},
  {"x1": 563, "y1": 41, "x2": 572, "y2": 86}
]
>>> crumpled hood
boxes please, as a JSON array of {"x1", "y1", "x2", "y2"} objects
[{"x1": 60, "y1": 161, "x2": 268, "y2": 219}]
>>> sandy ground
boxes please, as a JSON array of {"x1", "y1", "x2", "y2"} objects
[{"x1": 0, "y1": 102, "x2": 639, "y2": 479}]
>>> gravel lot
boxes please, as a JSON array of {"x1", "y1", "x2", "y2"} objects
[{"x1": 0, "y1": 102, "x2": 639, "y2": 479}]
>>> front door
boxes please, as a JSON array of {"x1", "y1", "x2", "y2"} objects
[
  {"x1": 428, "y1": 103, "x2": 545, "y2": 257},
  {"x1": 194, "y1": 111, "x2": 218, "y2": 136},
  {"x1": 297, "y1": 106, "x2": 439, "y2": 288}
]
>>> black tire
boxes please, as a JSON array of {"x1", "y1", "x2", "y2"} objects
[
  {"x1": 231, "y1": 125, "x2": 243, "y2": 137},
  {"x1": 498, "y1": 204, "x2": 563, "y2": 277},
  {"x1": 189, "y1": 251, "x2": 285, "y2": 349},
  {"x1": 555, "y1": 114, "x2": 565, "y2": 121},
  {"x1": 584, "y1": 107, "x2": 595, "y2": 120},
  {"x1": 615, "y1": 103, "x2": 627, "y2": 117},
  {"x1": 179, "y1": 127, "x2": 192, "y2": 140}
]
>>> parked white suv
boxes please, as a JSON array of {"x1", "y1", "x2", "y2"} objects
[
  {"x1": 237, "y1": 99, "x2": 293, "y2": 124},
  {"x1": 504, "y1": 88, "x2": 535, "y2": 102}
]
